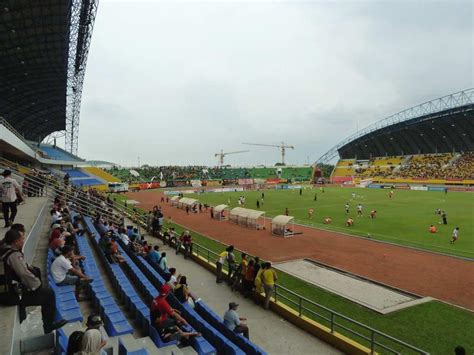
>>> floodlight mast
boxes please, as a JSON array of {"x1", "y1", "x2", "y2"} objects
[
  {"x1": 242, "y1": 142, "x2": 294, "y2": 165},
  {"x1": 214, "y1": 150, "x2": 250, "y2": 166}
]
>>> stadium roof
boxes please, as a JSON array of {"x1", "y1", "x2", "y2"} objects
[
  {"x1": 317, "y1": 89, "x2": 474, "y2": 163},
  {"x1": 0, "y1": 0, "x2": 97, "y2": 148}
]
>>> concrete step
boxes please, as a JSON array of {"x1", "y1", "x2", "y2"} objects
[{"x1": 180, "y1": 345, "x2": 198, "y2": 355}]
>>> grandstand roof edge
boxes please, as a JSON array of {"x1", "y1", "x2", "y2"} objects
[{"x1": 315, "y1": 88, "x2": 474, "y2": 164}]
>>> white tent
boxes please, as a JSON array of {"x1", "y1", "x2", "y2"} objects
[
  {"x1": 170, "y1": 196, "x2": 180, "y2": 206},
  {"x1": 177, "y1": 197, "x2": 198, "y2": 210},
  {"x1": 271, "y1": 215, "x2": 295, "y2": 237},
  {"x1": 212, "y1": 204, "x2": 229, "y2": 220},
  {"x1": 229, "y1": 207, "x2": 266, "y2": 229}
]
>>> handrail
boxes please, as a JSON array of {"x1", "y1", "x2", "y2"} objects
[
  {"x1": 2, "y1": 158, "x2": 425, "y2": 355},
  {"x1": 110, "y1": 200, "x2": 428, "y2": 354}
]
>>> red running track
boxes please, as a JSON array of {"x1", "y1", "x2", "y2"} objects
[{"x1": 127, "y1": 190, "x2": 474, "y2": 311}]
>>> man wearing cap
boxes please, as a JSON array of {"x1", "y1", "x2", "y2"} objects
[
  {"x1": 223, "y1": 302, "x2": 249, "y2": 339},
  {"x1": 50, "y1": 245, "x2": 92, "y2": 299},
  {"x1": 0, "y1": 229, "x2": 67, "y2": 333},
  {"x1": 1, "y1": 169, "x2": 23, "y2": 228},
  {"x1": 81, "y1": 314, "x2": 107, "y2": 352}
]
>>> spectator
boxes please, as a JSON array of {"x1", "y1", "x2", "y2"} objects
[
  {"x1": 50, "y1": 245, "x2": 92, "y2": 299},
  {"x1": 176, "y1": 230, "x2": 192, "y2": 259},
  {"x1": 81, "y1": 314, "x2": 107, "y2": 354},
  {"x1": 150, "y1": 284, "x2": 200, "y2": 342},
  {"x1": 105, "y1": 240, "x2": 125, "y2": 264},
  {"x1": 166, "y1": 268, "x2": 180, "y2": 290},
  {"x1": 261, "y1": 262, "x2": 278, "y2": 310},
  {"x1": 147, "y1": 245, "x2": 161, "y2": 264},
  {"x1": 119, "y1": 227, "x2": 130, "y2": 246},
  {"x1": 254, "y1": 262, "x2": 265, "y2": 303},
  {"x1": 232, "y1": 252, "x2": 248, "y2": 291},
  {"x1": 174, "y1": 276, "x2": 199, "y2": 306},
  {"x1": 243, "y1": 259, "x2": 255, "y2": 297},
  {"x1": 215, "y1": 246, "x2": 232, "y2": 284},
  {"x1": 223, "y1": 302, "x2": 249, "y2": 339},
  {"x1": 98, "y1": 233, "x2": 111, "y2": 251},
  {"x1": 0, "y1": 229, "x2": 67, "y2": 333},
  {"x1": 158, "y1": 252, "x2": 168, "y2": 272},
  {"x1": 1, "y1": 169, "x2": 23, "y2": 228},
  {"x1": 226, "y1": 246, "x2": 236, "y2": 285}
]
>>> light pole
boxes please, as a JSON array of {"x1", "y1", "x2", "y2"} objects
[{"x1": 137, "y1": 156, "x2": 140, "y2": 169}]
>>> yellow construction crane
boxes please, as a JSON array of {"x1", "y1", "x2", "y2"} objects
[
  {"x1": 242, "y1": 142, "x2": 294, "y2": 165},
  {"x1": 214, "y1": 150, "x2": 249, "y2": 166}
]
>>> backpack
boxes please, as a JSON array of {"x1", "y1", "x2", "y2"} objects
[{"x1": 67, "y1": 330, "x2": 84, "y2": 354}]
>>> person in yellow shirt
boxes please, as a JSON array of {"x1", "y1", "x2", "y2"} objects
[
  {"x1": 232, "y1": 253, "x2": 248, "y2": 291},
  {"x1": 261, "y1": 262, "x2": 278, "y2": 310},
  {"x1": 254, "y1": 263, "x2": 265, "y2": 300},
  {"x1": 216, "y1": 245, "x2": 233, "y2": 283}
]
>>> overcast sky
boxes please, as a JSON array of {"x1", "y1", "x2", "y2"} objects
[{"x1": 78, "y1": 0, "x2": 473, "y2": 167}]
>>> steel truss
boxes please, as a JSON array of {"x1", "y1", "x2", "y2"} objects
[
  {"x1": 65, "y1": 0, "x2": 99, "y2": 155},
  {"x1": 316, "y1": 88, "x2": 474, "y2": 165}
]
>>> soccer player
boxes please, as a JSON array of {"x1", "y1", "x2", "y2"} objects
[
  {"x1": 314, "y1": 192, "x2": 317, "y2": 201},
  {"x1": 450, "y1": 227, "x2": 459, "y2": 245},
  {"x1": 370, "y1": 210, "x2": 377, "y2": 219},
  {"x1": 429, "y1": 225, "x2": 437, "y2": 233},
  {"x1": 346, "y1": 217, "x2": 354, "y2": 227},
  {"x1": 284, "y1": 207, "x2": 289, "y2": 216},
  {"x1": 351, "y1": 192, "x2": 356, "y2": 199},
  {"x1": 389, "y1": 190, "x2": 394, "y2": 199},
  {"x1": 308, "y1": 208, "x2": 314, "y2": 219},
  {"x1": 323, "y1": 217, "x2": 332, "y2": 224},
  {"x1": 357, "y1": 203, "x2": 363, "y2": 217},
  {"x1": 344, "y1": 203, "x2": 350, "y2": 214}
]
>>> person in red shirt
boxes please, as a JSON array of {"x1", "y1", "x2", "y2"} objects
[
  {"x1": 150, "y1": 285, "x2": 200, "y2": 341},
  {"x1": 176, "y1": 231, "x2": 192, "y2": 259}
]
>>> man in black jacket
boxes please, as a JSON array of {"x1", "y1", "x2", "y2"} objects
[{"x1": 0, "y1": 229, "x2": 67, "y2": 333}]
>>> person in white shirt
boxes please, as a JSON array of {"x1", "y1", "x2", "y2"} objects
[
  {"x1": 1, "y1": 170, "x2": 23, "y2": 227},
  {"x1": 51, "y1": 245, "x2": 91, "y2": 298},
  {"x1": 450, "y1": 227, "x2": 460, "y2": 245},
  {"x1": 120, "y1": 231, "x2": 130, "y2": 246}
]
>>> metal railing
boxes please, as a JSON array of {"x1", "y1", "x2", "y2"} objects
[
  {"x1": 112, "y1": 201, "x2": 429, "y2": 355},
  {"x1": 0, "y1": 158, "x2": 427, "y2": 354}
]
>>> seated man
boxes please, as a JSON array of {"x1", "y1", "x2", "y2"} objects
[
  {"x1": 147, "y1": 245, "x2": 161, "y2": 264},
  {"x1": 0, "y1": 229, "x2": 67, "y2": 334},
  {"x1": 150, "y1": 285, "x2": 200, "y2": 342},
  {"x1": 50, "y1": 245, "x2": 92, "y2": 299},
  {"x1": 223, "y1": 302, "x2": 249, "y2": 339}
]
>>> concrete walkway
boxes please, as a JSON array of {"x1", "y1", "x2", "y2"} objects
[
  {"x1": 144, "y1": 235, "x2": 342, "y2": 355},
  {"x1": 0, "y1": 197, "x2": 49, "y2": 354}
]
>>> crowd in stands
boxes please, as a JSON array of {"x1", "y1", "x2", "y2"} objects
[
  {"x1": 108, "y1": 165, "x2": 314, "y2": 184},
  {"x1": 395, "y1": 153, "x2": 453, "y2": 179},
  {"x1": 335, "y1": 152, "x2": 474, "y2": 180},
  {"x1": 441, "y1": 152, "x2": 474, "y2": 180}
]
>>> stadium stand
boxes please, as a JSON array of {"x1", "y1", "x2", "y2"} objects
[
  {"x1": 83, "y1": 166, "x2": 121, "y2": 182},
  {"x1": 36, "y1": 145, "x2": 84, "y2": 162},
  {"x1": 331, "y1": 152, "x2": 474, "y2": 182}
]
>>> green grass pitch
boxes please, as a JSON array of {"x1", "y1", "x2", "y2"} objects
[{"x1": 186, "y1": 186, "x2": 474, "y2": 258}]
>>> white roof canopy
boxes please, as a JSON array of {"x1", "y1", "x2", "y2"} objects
[
  {"x1": 179, "y1": 197, "x2": 198, "y2": 206},
  {"x1": 230, "y1": 207, "x2": 265, "y2": 220},
  {"x1": 170, "y1": 196, "x2": 180, "y2": 201},
  {"x1": 213, "y1": 204, "x2": 228, "y2": 213},
  {"x1": 272, "y1": 215, "x2": 294, "y2": 226}
]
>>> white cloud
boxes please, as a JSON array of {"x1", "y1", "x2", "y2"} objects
[{"x1": 79, "y1": 1, "x2": 473, "y2": 166}]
